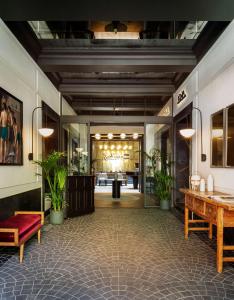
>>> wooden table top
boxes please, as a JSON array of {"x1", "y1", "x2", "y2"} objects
[{"x1": 180, "y1": 188, "x2": 234, "y2": 211}]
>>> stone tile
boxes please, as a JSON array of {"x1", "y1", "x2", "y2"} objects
[{"x1": 0, "y1": 208, "x2": 234, "y2": 299}]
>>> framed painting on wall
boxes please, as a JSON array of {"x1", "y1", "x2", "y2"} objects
[{"x1": 0, "y1": 87, "x2": 23, "y2": 165}]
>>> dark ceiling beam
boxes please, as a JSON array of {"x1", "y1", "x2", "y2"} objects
[
  {"x1": 193, "y1": 21, "x2": 230, "y2": 62},
  {"x1": 61, "y1": 115, "x2": 172, "y2": 124},
  {"x1": 59, "y1": 83, "x2": 174, "y2": 96},
  {"x1": 37, "y1": 40, "x2": 196, "y2": 73},
  {"x1": 5, "y1": 21, "x2": 41, "y2": 61},
  {"x1": 61, "y1": 78, "x2": 174, "y2": 85},
  {"x1": 73, "y1": 106, "x2": 160, "y2": 112}
]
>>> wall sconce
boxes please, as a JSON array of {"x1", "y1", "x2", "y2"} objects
[
  {"x1": 179, "y1": 107, "x2": 206, "y2": 162},
  {"x1": 28, "y1": 106, "x2": 54, "y2": 160}
]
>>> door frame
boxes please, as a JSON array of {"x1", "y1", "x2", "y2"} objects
[
  {"x1": 173, "y1": 103, "x2": 193, "y2": 210},
  {"x1": 143, "y1": 120, "x2": 173, "y2": 208}
]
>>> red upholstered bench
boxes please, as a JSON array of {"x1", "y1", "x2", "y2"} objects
[{"x1": 0, "y1": 211, "x2": 44, "y2": 263}]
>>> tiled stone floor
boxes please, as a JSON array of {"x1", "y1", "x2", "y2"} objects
[{"x1": 1, "y1": 208, "x2": 234, "y2": 299}]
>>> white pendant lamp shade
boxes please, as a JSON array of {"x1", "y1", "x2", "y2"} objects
[
  {"x1": 179, "y1": 128, "x2": 196, "y2": 138},
  {"x1": 38, "y1": 128, "x2": 54, "y2": 137},
  {"x1": 120, "y1": 133, "x2": 126, "y2": 139}
]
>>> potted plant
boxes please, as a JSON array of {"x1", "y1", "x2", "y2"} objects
[
  {"x1": 34, "y1": 151, "x2": 67, "y2": 224},
  {"x1": 145, "y1": 148, "x2": 173, "y2": 210},
  {"x1": 154, "y1": 168, "x2": 173, "y2": 210}
]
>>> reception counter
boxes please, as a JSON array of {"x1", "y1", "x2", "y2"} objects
[
  {"x1": 181, "y1": 188, "x2": 234, "y2": 273},
  {"x1": 66, "y1": 175, "x2": 95, "y2": 218}
]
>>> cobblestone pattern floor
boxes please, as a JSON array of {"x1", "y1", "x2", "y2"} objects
[{"x1": 1, "y1": 208, "x2": 234, "y2": 300}]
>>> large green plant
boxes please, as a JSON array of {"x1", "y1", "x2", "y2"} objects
[
  {"x1": 146, "y1": 148, "x2": 173, "y2": 201},
  {"x1": 154, "y1": 169, "x2": 173, "y2": 201},
  {"x1": 34, "y1": 152, "x2": 67, "y2": 211}
]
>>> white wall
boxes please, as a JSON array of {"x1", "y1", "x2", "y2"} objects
[
  {"x1": 0, "y1": 20, "x2": 75, "y2": 199},
  {"x1": 173, "y1": 21, "x2": 234, "y2": 194}
]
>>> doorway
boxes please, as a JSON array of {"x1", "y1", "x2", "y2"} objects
[
  {"x1": 173, "y1": 104, "x2": 192, "y2": 211},
  {"x1": 90, "y1": 125, "x2": 144, "y2": 208},
  {"x1": 144, "y1": 123, "x2": 173, "y2": 207}
]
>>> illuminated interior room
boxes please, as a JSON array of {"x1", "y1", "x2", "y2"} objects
[{"x1": 1, "y1": 4, "x2": 234, "y2": 298}]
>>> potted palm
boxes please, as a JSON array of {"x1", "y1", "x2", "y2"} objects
[
  {"x1": 146, "y1": 148, "x2": 173, "y2": 210},
  {"x1": 34, "y1": 151, "x2": 67, "y2": 224},
  {"x1": 154, "y1": 168, "x2": 173, "y2": 210}
]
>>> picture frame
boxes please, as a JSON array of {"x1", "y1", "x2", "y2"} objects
[{"x1": 0, "y1": 87, "x2": 23, "y2": 165}]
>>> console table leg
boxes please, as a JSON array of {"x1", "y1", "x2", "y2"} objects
[
  {"x1": 217, "y1": 207, "x2": 224, "y2": 273},
  {"x1": 185, "y1": 206, "x2": 189, "y2": 240},
  {"x1": 209, "y1": 223, "x2": 213, "y2": 239}
]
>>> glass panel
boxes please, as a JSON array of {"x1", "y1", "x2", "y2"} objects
[
  {"x1": 227, "y1": 105, "x2": 234, "y2": 166},
  {"x1": 211, "y1": 111, "x2": 224, "y2": 167},
  {"x1": 144, "y1": 124, "x2": 172, "y2": 207},
  {"x1": 62, "y1": 123, "x2": 89, "y2": 175}
]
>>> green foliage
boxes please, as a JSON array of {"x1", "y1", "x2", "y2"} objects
[
  {"x1": 145, "y1": 148, "x2": 173, "y2": 202},
  {"x1": 154, "y1": 170, "x2": 173, "y2": 202},
  {"x1": 34, "y1": 152, "x2": 67, "y2": 211}
]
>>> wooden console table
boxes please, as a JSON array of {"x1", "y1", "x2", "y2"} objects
[{"x1": 180, "y1": 188, "x2": 234, "y2": 273}]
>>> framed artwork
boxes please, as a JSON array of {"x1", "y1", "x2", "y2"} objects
[{"x1": 0, "y1": 87, "x2": 23, "y2": 165}]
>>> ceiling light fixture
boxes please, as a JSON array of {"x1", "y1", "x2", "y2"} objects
[
  {"x1": 108, "y1": 133, "x2": 113, "y2": 139},
  {"x1": 120, "y1": 133, "x2": 126, "y2": 139},
  {"x1": 133, "y1": 133, "x2": 138, "y2": 139},
  {"x1": 95, "y1": 133, "x2": 101, "y2": 140}
]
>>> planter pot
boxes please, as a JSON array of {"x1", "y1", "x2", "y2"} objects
[
  {"x1": 50, "y1": 210, "x2": 64, "y2": 225},
  {"x1": 160, "y1": 199, "x2": 170, "y2": 210}
]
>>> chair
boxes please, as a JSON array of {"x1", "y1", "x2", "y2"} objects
[
  {"x1": 97, "y1": 173, "x2": 108, "y2": 186},
  {"x1": 117, "y1": 173, "x2": 128, "y2": 185}
]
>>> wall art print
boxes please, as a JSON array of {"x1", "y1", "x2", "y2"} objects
[{"x1": 0, "y1": 87, "x2": 23, "y2": 165}]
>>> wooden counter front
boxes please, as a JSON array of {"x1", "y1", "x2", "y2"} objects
[{"x1": 180, "y1": 189, "x2": 234, "y2": 273}]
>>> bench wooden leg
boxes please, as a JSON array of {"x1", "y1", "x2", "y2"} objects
[
  {"x1": 19, "y1": 244, "x2": 24, "y2": 263},
  {"x1": 37, "y1": 229, "x2": 41, "y2": 244}
]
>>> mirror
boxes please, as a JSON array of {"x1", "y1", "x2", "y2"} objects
[
  {"x1": 226, "y1": 104, "x2": 234, "y2": 167},
  {"x1": 211, "y1": 110, "x2": 224, "y2": 167}
]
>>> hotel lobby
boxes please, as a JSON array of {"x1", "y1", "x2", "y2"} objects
[{"x1": 0, "y1": 5, "x2": 234, "y2": 299}]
